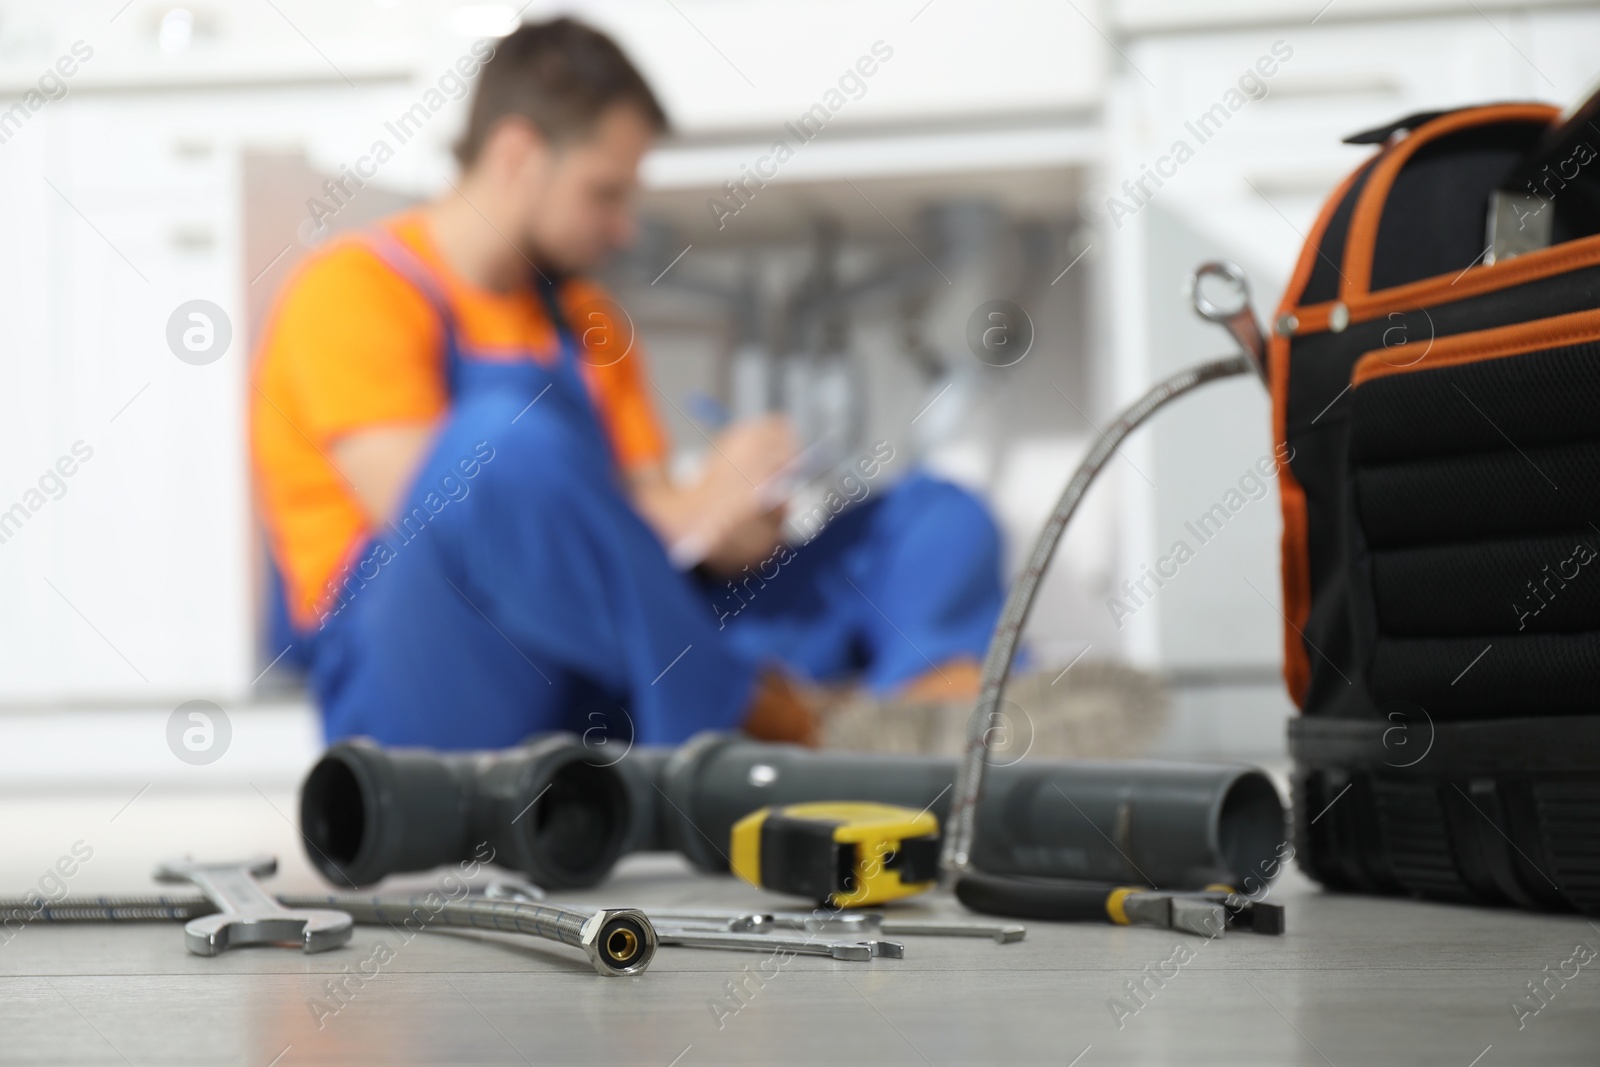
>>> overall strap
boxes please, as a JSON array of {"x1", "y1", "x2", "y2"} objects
[
  {"x1": 534, "y1": 275, "x2": 619, "y2": 469},
  {"x1": 350, "y1": 228, "x2": 466, "y2": 395},
  {"x1": 534, "y1": 274, "x2": 583, "y2": 376},
  {"x1": 349, "y1": 228, "x2": 612, "y2": 465}
]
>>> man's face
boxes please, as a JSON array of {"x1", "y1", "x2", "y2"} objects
[{"x1": 518, "y1": 104, "x2": 654, "y2": 274}]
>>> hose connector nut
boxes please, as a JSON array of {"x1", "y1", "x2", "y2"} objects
[{"x1": 580, "y1": 908, "x2": 657, "y2": 976}]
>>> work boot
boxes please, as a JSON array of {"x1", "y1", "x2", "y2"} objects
[{"x1": 819, "y1": 659, "x2": 1169, "y2": 760}]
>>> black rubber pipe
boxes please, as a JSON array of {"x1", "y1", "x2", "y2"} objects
[{"x1": 301, "y1": 732, "x2": 1284, "y2": 891}]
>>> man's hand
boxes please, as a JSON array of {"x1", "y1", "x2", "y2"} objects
[
  {"x1": 703, "y1": 415, "x2": 797, "y2": 502},
  {"x1": 628, "y1": 414, "x2": 800, "y2": 574}
]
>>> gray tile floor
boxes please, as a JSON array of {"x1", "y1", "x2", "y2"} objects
[{"x1": 5, "y1": 839, "x2": 1600, "y2": 1066}]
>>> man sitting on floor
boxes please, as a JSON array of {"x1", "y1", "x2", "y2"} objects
[{"x1": 250, "y1": 17, "x2": 1005, "y2": 749}]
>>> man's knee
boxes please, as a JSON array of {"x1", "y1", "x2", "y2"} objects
[{"x1": 891, "y1": 475, "x2": 999, "y2": 552}]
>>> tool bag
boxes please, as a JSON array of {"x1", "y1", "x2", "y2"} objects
[{"x1": 1277, "y1": 101, "x2": 1600, "y2": 914}]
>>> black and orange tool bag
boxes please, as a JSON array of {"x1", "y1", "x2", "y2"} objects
[{"x1": 1277, "y1": 99, "x2": 1600, "y2": 914}]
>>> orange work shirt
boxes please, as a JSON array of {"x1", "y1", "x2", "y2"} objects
[{"x1": 250, "y1": 210, "x2": 667, "y2": 629}]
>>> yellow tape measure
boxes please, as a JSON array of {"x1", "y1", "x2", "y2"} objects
[{"x1": 730, "y1": 801, "x2": 941, "y2": 908}]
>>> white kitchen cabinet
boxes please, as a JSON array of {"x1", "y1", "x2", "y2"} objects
[{"x1": 0, "y1": 82, "x2": 414, "y2": 704}]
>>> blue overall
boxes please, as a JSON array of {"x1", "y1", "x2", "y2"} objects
[{"x1": 303, "y1": 234, "x2": 1004, "y2": 750}]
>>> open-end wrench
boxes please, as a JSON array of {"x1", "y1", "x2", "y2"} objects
[
  {"x1": 154, "y1": 856, "x2": 352, "y2": 956},
  {"x1": 1189, "y1": 260, "x2": 1269, "y2": 383},
  {"x1": 850, "y1": 917, "x2": 1025, "y2": 943},
  {"x1": 634, "y1": 908, "x2": 1025, "y2": 944},
  {"x1": 653, "y1": 929, "x2": 903, "y2": 961}
]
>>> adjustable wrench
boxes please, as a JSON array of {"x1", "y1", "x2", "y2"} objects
[{"x1": 154, "y1": 856, "x2": 352, "y2": 956}]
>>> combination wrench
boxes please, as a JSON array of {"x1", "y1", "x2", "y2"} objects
[{"x1": 1189, "y1": 260, "x2": 1269, "y2": 381}]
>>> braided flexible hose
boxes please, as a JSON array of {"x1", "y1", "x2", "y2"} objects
[
  {"x1": 938, "y1": 353, "x2": 1256, "y2": 879},
  {"x1": 0, "y1": 895, "x2": 208, "y2": 924},
  {"x1": 0, "y1": 893, "x2": 655, "y2": 976},
  {"x1": 285, "y1": 894, "x2": 590, "y2": 950}
]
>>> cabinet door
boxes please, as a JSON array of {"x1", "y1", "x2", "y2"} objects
[
  {"x1": 0, "y1": 108, "x2": 74, "y2": 699},
  {"x1": 0, "y1": 95, "x2": 249, "y2": 702}
]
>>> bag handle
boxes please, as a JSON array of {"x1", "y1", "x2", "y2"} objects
[{"x1": 1339, "y1": 103, "x2": 1560, "y2": 302}]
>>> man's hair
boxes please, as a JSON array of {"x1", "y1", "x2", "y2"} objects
[{"x1": 455, "y1": 17, "x2": 669, "y2": 166}]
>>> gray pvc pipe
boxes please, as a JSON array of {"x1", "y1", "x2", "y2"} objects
[{"x1": 639, "y1": 734, "x2": 1285, "y2": 889}]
